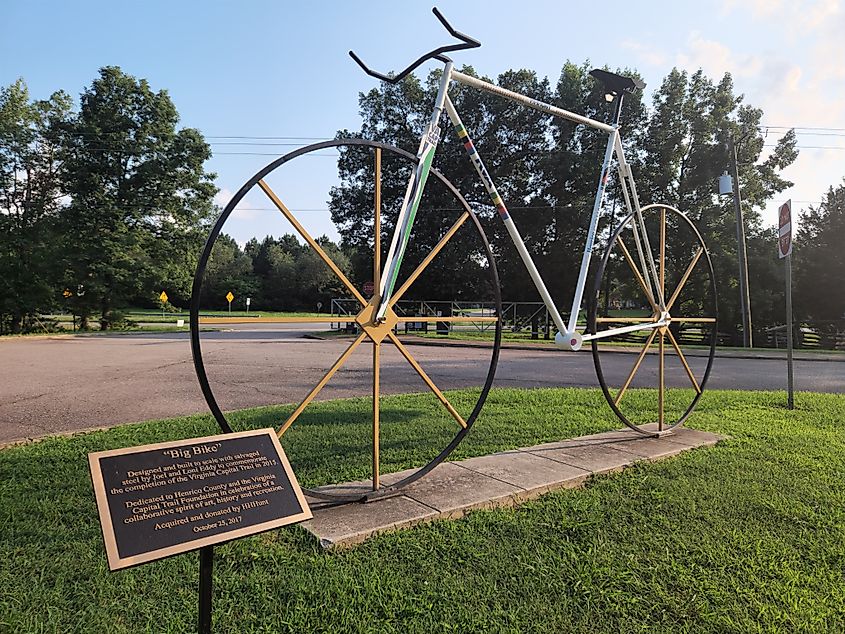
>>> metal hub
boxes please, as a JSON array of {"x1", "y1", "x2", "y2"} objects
[
  {"x1": 355, "y1": 300, "x2": 400, "y2": 344},
  {"x1": 658, "y1": 310, "x2": 671, "y2": 334}
]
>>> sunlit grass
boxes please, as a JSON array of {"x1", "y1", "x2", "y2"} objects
[{"x1": 1, "y1": 388, "x2": 843, "y2": 632}]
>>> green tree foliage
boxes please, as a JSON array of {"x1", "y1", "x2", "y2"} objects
[
  {"x1": 201, "y1": 234, "x2": 258, "y2": 309},
  {"x1": 0, "y1": 80, "x2": 71, "y2": 334},
  {"x1": 202, "y1": 233, "x2": 351, "y2": 312},
  {"x1": 330, "y1": 63, "x2": 798, "y2": 333},
  {"x1": 58, "y1": 67, "x2": 216, "y2": 329},
  {"x1": 638, "y1": 70, "x2": 797, "y2": 337},
  {"x1": 329, "y1": 70, "x2": 497, "y2": 303},
  {"x1": 794, "y1": 181, "x2": 845, "y2": 322}
]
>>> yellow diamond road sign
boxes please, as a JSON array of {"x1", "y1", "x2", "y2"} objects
[
  {"x1": 226, "y1": 292, "x2": 234, "y2": 303},
  {"x1": 159, "y1": 291, "x2": 168, "y2": 303}
]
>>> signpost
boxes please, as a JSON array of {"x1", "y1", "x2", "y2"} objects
[
  {"x1": 245, "y1": 297, "x2": 251, "y2": 314},
  {"x1": 63, "y1": 289, "x2": 74, "y2": 331},
  {"x1": 226, "y1": 291, "x2": 234, "y2": 315},
  {"x1": 89, "y1": 428, "x2": 312, "y2": 632},
  {"x1": 160, "y1": 291, "x2": 169, "y2": 319},
  {"x1": 778, "y1": 200, "x2": 794, "y2": 409}
]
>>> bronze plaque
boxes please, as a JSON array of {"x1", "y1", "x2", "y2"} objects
[{"x1": 89, "y1": 428, "x2": 311, "y2": 570}]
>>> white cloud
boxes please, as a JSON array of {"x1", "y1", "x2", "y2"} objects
[
  {"x1": 214, "y1": 187, "x2": 261, "y2": 220},
  {"x1": 669, "y1": 4, "x2": 845, "y2": 227},
  {"x1": 620, "y1": 40, "x2": 667, "y2": 67},
  {"x1": 676, "y1": 32, "x2": 765, "y2": 82},
  {"x1": 213, "y1": 187, "x2": 233, "y2": 208}
]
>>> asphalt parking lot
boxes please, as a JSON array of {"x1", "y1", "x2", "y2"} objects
[{"x1": 1, "y1": 324, "x2": 842, "y2": 445}]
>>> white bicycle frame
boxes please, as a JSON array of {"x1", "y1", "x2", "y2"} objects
[{"x1": 377, "y1": 64, "x2": 669, "y2": 351}]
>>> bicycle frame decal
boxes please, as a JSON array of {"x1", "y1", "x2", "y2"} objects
[
  {"x1": 376, "y1": 62, "x2": 454, "y2": 321},
  {"x1": 378, "y1": 140, "x2": 437, "y2": 305},
  {"x1": 445, "y1": 97, "x2": 568, "y2": 336}
]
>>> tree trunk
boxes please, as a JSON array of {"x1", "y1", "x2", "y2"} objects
[
  {"x1": 100, "y1": 304, "x2": 110, "y2": 331},
  {"x1": 10, "y1": 313, "x2": 23, "y2": 334}
]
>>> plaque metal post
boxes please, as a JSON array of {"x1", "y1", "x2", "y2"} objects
[{"x1": 198, "y1": 545, "x2": 214, "y2": 634}]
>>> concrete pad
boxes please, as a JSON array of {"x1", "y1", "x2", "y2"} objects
[
  {"x1": 529, "y1": 442, "x2": 635, "y2": 474},
  {"x1": 301, "y1": 426, "x2": 723, "y2": 548},
  {"x1": 398, "y1": 461, "x2": 524, "y2": 517},
  {"x1": 299, "y1": 494, "x2": 438, "y2": 548},
  {"x1": 601, "y1": 436, "x2": 696, "y2": 460},
  {"x1": 459, "y1": 450, "x2": 590, "y2": 497},
  {"x1": 661, "y1": 426, "x2": 724, "y2": 448}
]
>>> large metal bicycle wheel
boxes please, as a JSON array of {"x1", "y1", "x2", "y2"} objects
[
  {"x1": 190, "y1": 139, "x2": 502, "y2": 502},
  {"x1": 588, "y1": 203, "x2": 717, "y2": 435}
]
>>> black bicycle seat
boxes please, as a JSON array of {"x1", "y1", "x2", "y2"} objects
[{"x1": 589, "y1": 69, "x2": 645, "y2": 96}]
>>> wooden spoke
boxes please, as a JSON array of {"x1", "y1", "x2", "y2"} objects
[
  {"x1": 618, "y1": 238, "x2": 659, "y2": 314},
  {"x1": 665, "y1": 329, "x2": 702, "y2": 394},
  {"x1": 372, "y1": 341, "x2": 380, "y2": 490},
  {"x1": 658, "y1": 331, "x2": 665, "y2": 431},
  {"x1": 388, "y1": 212, "x2": 470, "y2": 308},
  {"x1": 672, "y1": 317, "x2": 716, "y2": 323},
  {"x1": 594, "y1": 316, "x2": 654, "y2": 323},
  {"x1": 614, "y1": 329, "x2": 658, "y2": 407},
  {"x1": 386, "y1": 331, "x2": 467, "y2": 429},
  {"x1": 659, "y1": 206, "x2": 666, "y2": 303},
  {"x1": 396, "y1": 316, "x2": 499, "y2": 323},
  {"x1": 665, "y1": 247, "x2": 703, "y2": 313},
  {"x1": 259, "y1": 179, "x2": 367, "y2": 306},
  {"x1": 199, "y1": 316, "x2": 341, "y2": 324},
  {"x1": 278, "y1": 331, "x2": 367, "y2": 437}
]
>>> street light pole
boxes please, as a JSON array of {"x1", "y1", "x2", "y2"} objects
[{"x1": 729, "y1": 135, "x2": 753, "y2": 348}]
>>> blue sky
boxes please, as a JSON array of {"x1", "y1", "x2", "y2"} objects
[{"x1": 5, "y1": 0, "x2": 844, "y2": 246}]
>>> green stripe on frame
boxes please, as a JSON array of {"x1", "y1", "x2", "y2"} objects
[{"x1": 384, "y1": 146, "x2": 437, "y2": 299}]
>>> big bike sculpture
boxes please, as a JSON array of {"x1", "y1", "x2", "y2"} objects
[{"x1": 191, "y1": 8, "x2": 717, "y2": 503}]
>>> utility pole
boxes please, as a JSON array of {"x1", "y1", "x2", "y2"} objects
[{"x1": 729, "y1": 135, "x2": 753, "y2": 348}]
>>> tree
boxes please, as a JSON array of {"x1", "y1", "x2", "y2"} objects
[
  {"x1": 0, "y1": 80, "x2": 71, "y2": 334},
  {"x1": 59, "y1": 67, "x2": 216, "y2": 329},
  {"x1": 637, "y1": 70, "x2": 797, "y2": 336},
  {"x1": 246, "y1": 234, "x2": 302, "y2": 310},
  {"x1": 794, "y1": 181, "x2": 845, "y2": 322},
  {"x1": 200, "y1": 234, "x2": 257, "y2": 308},
  {"x1": 296, "y1": 236, "x2": 353, "y2": 310},
  {"x1": 331, "y1": 63, "x2": 797, "y2": 335}
]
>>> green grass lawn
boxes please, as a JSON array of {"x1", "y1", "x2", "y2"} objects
[{"x1": 1, "y1": 388, "x2": 844, "y2": 632}]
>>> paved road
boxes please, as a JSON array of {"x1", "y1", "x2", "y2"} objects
[{"x1": 1, "y1": 324, "x2": 842, "y2": 444}]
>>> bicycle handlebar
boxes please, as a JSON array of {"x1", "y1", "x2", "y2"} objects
[{"x1": 349, "y1": 7, "x2": 481, "y2": 84}]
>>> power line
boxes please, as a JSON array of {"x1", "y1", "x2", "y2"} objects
[
  {"x1": 762, "y1": 144, "x2": 845, "y2": 151},
  {"x1": 759, "y1": 125, "x2": 845, "y2": 132}
]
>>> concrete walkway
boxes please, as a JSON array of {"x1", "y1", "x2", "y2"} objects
[{"x1": 302, "y1": 425, "x2": 723, "y2": 548}]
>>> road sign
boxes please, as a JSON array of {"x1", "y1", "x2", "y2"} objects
[
  {"x1": 363, "y1": 281, "x2": 375, "y2": 297},
  {"x1": 226, "y1": 291, "x2": 234, "y2": 303},
  {"x1": 246, "y1": 297, "x2": 251, "y2": 307},
  {"x1": 63, "y1": 289, "x2": 72, "y2": 298},
  {"x1": 778, "y1": 200, "x2": 792, "y2": 259},
  {"x1": 159, "y1": 291, "x2": 168, "y2": 303}
]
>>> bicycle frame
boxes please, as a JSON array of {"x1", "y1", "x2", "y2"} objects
[{"x1": 376, "y1": 63, "x2": 668, "y2": 351}]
